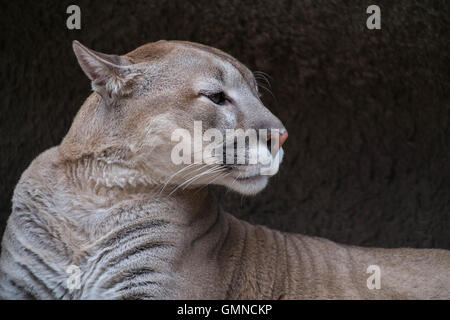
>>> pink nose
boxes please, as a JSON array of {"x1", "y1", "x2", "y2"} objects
[
  {"x1": 267, "y1": 129, "x2": 288, "y2": 151},
  {"x1": 279, "y1": 129, "x2": 288, "y2": 148}
]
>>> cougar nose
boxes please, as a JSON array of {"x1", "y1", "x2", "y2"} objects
[
  {"x1": 279, "y1": 129, "x2": 288, "y2": 147},
  {"x1": 267, "y1": 128, "x2": 288, "y2": 151}
]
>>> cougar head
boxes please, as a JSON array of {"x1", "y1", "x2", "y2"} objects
[{"x1": 61, "y1": 40, "x2": 288, "y2": 196}]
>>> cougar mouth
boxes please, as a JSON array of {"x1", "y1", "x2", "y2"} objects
[
  {"x1": 215, "y1": 146, "x2": 284, "y2": 195},
  {"x1": 235, "y1": 175, "x2": 260, "y2": 181},
  {"x1": 232, "y1": 171, "x2": 266, "y2": 184}
]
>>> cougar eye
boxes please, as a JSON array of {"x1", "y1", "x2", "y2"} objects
[{"x1": 204, "y1": 92, "x2": 227, "y2": 105}]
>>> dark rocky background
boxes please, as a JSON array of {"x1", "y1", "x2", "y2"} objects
[{"x1": 1, "y1": 0, "x2": 449, "y2": 248}]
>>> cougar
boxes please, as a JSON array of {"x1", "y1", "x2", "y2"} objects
[{"x1": 0, "y1": 40, "x2": 448, "y2": 299}]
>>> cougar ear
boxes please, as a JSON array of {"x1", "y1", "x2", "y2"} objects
[{"x1": 72, "y1": 40, "x2": 140, "y2": 104}]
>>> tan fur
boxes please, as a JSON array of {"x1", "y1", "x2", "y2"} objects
[{"x1": 0, "y1": 41, "x2": 449, "y2": 299}]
